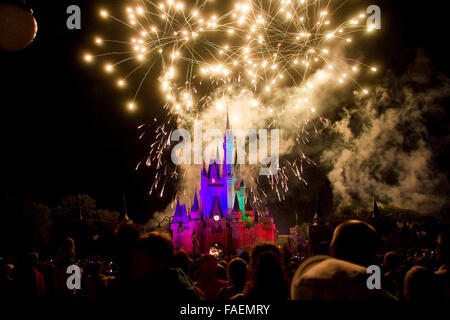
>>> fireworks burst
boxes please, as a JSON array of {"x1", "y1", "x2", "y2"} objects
[{"x1": 83, "y1": 0, "x2": 378, "y2": 209}]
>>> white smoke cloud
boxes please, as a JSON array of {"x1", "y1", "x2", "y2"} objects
[{"x1": 321, "y1": 53, "x2": 450, "y2": 214}]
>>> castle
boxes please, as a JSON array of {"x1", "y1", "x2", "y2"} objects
[{"x1": 171, "y1": 112, "x2": 275, "y2": 255}]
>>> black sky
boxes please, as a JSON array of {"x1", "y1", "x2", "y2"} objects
[{"x1": 1, "y1": 1, "x2": 449, "y2": 226}]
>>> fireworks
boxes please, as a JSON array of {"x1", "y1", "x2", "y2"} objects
[{"x1": 83, "y1": 0, "x2": 379, "y2": 208}]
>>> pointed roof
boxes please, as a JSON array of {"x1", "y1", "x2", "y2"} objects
[
  {"x1": 233, "y1": 153, "x2": 239, "y2": 174},
  {"x1": 313, "y1": 194, "x2": 323, "y2": 225},
  {"x1": 191, "y1": 191, "x2": 200, "y2": 212},
  {"x1": 216, "y1": 143, "x2": 220, "y2": 162},
  {"x1": 207, "y1": 161, "x2": 221, "y2": 179},
  {"x1": 181, "y1": 204, "x2": 187, "y2": 220},
  {"x1": 202, "y1": 156, "x2": 208, "y2": 176},
  {"x1": 372, "y1": 197, "x2": 380, "y2": 218},
  {"x1": 232, "y1": 194, "x2": 241, "y2": 212},
  {"x1": 173, "y1": 196, "x2": 188, "y2": 223},
  {"x1": 210, "y1": 196, "x2": 223, "y2": 218},
  {"x1": 174, "y1": 197, "x2": 183, "y2": 218}
]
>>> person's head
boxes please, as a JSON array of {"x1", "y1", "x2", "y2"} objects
[
  {"x1": 239, "y1": 250, "x2": 250, "y2": 264},
  {"x1": 404, "y1": 266, "x2": 443, "y2": 300},
  {"x1": 313, "y1": 241, "x2": 330, "y2": 256},
  {"x1": 291, "y1": 255, "x2": 391, "y2": 300},
  {"x1": 216, "y1": 264, "x2": 227, "y2": 281},
  {"x1": 227, "y1": 258, "x2": 247, "y2": 287},
  {"x1": 131, "y1": 232, "x2": 173, "y2": 280},
  {"x1": 172, "y1": 250, "x2": 191, "y2": 275},
  {"x1": 246, "y1": 243, "x2": 289, "y2": 299},
  {"x1": 115, "y1": 224, "x2": 140, "y2": 253},
  {"x1": 382, "y1": 251, "x2": 400, "y2": 271},
  {"x1": 329, "y1": 220, "x2": 379, "y2": 266},
  {"x1": 25, "y1": 252, "x2": 39, "y2": 268},
  {"x1": 218, "y1": 260, "x2": 228, "y2": 269},
  {"x1": 115, "y1": 224, "x2": 140, "y2": 277},
  {"x1": 198, "y1": 254, "x2": 218, "y2": 278},
  {"x1": 3, "y1": 264, "x2": 14, "y2": 278},
  {"x1": 93, "y1": 261, "x2": 103, "y2": 275},
  {"x1": 55, "y1": 237, "x2": 75, "y2": 264},
  {"x1": 62, "y1": 237, "x2": 75, "y2": 251},
  {"x1": 437, "y1": 229, "x2": 450, "y2": 265}
]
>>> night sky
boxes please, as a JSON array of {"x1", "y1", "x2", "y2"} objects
[{"x1": 1, "y1": 1, "x2": 449, "y2": 227}]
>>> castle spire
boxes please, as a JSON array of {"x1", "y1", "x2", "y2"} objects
[
  {"x1": 215, "y1": 142, "x2": 220, "y2": 162},
  {"x1": 202, "y1": 156, "x2": 208, "y2": 176},
  {"x1": 191, "y1": 190, "x2": 200, "y2": 212},
  {"x1": 226, "y1": 104, "x2": 230, "y2": 130},
  {"x1": 223, "y1": 106, "x2": 233, "y2": 176},
  {"x1": 313, "y1": 194, "x2": 323, "y2": 225},
  {"x1": 372, "y1": 196, "x2": 380, "y2": 218}
]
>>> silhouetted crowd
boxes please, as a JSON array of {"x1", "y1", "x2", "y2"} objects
[{"x1": 1, "y1": 220, "x2": 449, "y2": 302}]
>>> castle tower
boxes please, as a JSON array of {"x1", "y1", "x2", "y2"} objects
[
  {"x1": 223, "y1": 108, "x2": 234, "y2": 177},
  {"x1": 171, "y1": 197, "x2": 189, "y2": 250},
  {"x1": 244, "y1": 196, "x2": 255, "y2": 226},
  {"x1": 173, "y1": 196, "x2": 188, "y2": 224},
  {"x1": 190, "y1": 190, "x2": 201, "y2": 220},
  {"x1": 206, "y1": 196, "x2": 229, "y2": 253},
  {"x1": 255, "y1": 206, "x2": 276, "y2": 243},
  {"x1": 188, "y1": 190, "x2": 203, "y2": 254},
  {"x1": 223, "y1": 107, "x2": 236, "y2": 215},
  {"x1": 231, "y1": 194, "x2": 242, "y2": 221}
]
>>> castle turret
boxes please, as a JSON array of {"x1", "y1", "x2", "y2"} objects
[
  {"x1": 230, "y1": 193, "x2": 245, "y2": 254},
  {"x1": 188, "y1": 190, "x2": 203, "y2": 254},
  {"x1": 255, "y1": 206, "x2": 275, "y2": 243},
  {"x1": 201, "y1": 157, "x2": 208, "y2": 177},
  {"x1": 231, "y1": 194, "x2": 242, "y2": 221},
  {"x1": 190, "y1": 190, "x2": 202, "y2": 220},
  {"x1": 223, "y1": 108, "x2": 235, "y2": 214},
  {"x1": 174, "y1": 196, "x2": 188, "y2": 224}
]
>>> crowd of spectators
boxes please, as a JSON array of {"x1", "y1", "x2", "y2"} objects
[{"x1": 1, "y1": 220, "x2": 449, "y2": 302}]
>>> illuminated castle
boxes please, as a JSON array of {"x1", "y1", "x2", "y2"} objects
[{"x1": 171, "y1": 112, "x2": 275, "y2": 255}]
